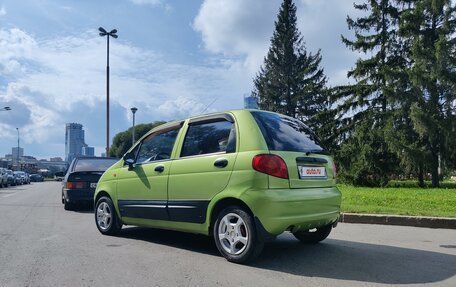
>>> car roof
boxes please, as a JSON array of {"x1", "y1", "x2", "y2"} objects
[{"x1": 146, "y1": 109, "x2": 264, "y2": 134}]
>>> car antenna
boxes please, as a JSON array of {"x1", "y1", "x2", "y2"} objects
[{"x1": 200, "y1": 97, "x2": 218, "y2": 114}]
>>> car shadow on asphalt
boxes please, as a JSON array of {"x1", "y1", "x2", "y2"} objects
[
  {"x1": 252, "y1": 236, "x2": 456, "y2": 285},
  {"x1": 70, "y1": 204, "x2": 94, "y2": 214},
  {"x1": 118, "y1": 227, "x2": 456, "y2": 285},
  {"x1": 118, "y1": 227, "x2": 220, "y2": 256}
]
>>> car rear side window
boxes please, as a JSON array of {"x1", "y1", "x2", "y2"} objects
[
  {"x1": 251, "y1": 111, "x2": 325, "y2": 153},
  {"x1": 181, "y1": 120, "x2": 236, "y2": 157},
  {"x1": 73, "y1": 158, "x2": 118, "y2": 172}
]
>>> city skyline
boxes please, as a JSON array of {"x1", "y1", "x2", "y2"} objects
[
  {"x1": 65, "y1": 123, "x2": 89, "y2": 163},
  {"x1": 0, "y1": 1, "x2": 361, "y2": 158}
]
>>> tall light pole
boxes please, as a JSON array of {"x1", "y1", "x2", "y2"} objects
[
  {"x1": 16, "y1": 128, "x2": 20, "y2": 169},
  {"x1": 131, "y1": 107, "x2": 138, "y2": 146},
  {"x1": 99, "y1": 27, "x2": 118, "y2": 157}
]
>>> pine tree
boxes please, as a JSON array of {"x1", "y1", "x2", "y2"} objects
[
  {"x1": 252, "y1": 0, "x2": 328, "y2": 131},
  {"x1": 337, "y1": 0, "x2": 404, "y2": 186},
  {"x1": 399, "y1": 0, "x2": 456, "y2": 187}
]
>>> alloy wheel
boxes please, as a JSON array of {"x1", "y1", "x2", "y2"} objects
[
  {"x1": 217, "y1": 213, "x2": 249, "y2": 255},
  {"x1": 96, "y1": 202, "x2": 112, "y2": 231}
]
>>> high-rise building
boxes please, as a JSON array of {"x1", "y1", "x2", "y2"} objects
[
  {"x1": 244, "y1": 95, "x2": 259, "y2": 109},
  {"x1": 82, "y1": 146, "x2": 95, "y2": 157},
  {"x1": 65, "y1": 123, "x2": 87, "y2": 163},
  {"x1": 12, "y1": 147, "x2": 24, "y2": 159}
]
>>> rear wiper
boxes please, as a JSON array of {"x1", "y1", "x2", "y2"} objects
[{"x1": 305, "y1": 149, "x2": 329, "y2": 156}]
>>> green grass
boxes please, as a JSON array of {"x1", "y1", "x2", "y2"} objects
[
  {"x1": 339, "y1": 184, "x2": 456, "y2": 218},
  {"x1": 387, "y1": 180, "x2": 456, "y2": 189}
]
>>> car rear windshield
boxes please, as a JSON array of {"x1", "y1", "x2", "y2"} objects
[
  {"x1": 73, "y1": 158, "x2": 118, "y2": 172},
  {"x1": 251, "y1": 111, "x2": 326, "y2": 153}
]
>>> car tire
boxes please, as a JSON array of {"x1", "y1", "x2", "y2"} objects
[
  {"x1": 293, "y1": 224, "x2": 332, "y2": 244},
  {"x1": 213, "y1": 206, "x2": 264, "y2": 264},
  {"x1": 95, "y1": 196, "x2": 122, "y2": 236}
]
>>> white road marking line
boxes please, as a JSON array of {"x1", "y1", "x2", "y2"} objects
[{"x1": 0, "y1": 193, "x2": 17, "y2": 198}]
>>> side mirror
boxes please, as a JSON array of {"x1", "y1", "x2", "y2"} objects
[{"x1": 125, "y1": 158, "x2": 135, "y2": 170}]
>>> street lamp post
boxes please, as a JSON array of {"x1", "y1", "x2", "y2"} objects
[
  {"x1": 16, "y1": 128, "x2": 20, "y2": 169},
  {"x1": 99, "y1": 27, "x2": 118, "y2": 157},
  {"x1": 131, "y1": 107, "x2": 138, "y2": 146}
]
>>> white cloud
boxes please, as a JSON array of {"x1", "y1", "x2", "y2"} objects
[
  {"x1": 0, "y1": 27, "x2": 247, "y2": 158},
  {"x1": 193, "y1": 0, "x2": 362, "y2": 86},
  {"x1": 193, "y1": 0, "x2": 280, "y2": 75},
  {"x1": 129, "y1": 0, "x2": 163, "y2": 6},
  {"x1": 59, "y1": 6, "x2": 73, "y2": 11},
  {"x1": 0, "y1": 6, "x2": 6, "y2": 16},
  {"x1": 128, "y1": 0, "x2": 172, "y2": 13}
]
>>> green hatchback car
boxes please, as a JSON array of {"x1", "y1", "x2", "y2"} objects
[{"x1": 94, "y1": 110, "x2": 341, "y2": 263}]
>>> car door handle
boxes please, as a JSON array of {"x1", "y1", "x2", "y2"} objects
[
  {"x1": 154, "y1": 165, "x2": 165, "y2": 173},
  {"x1": 214, "y1": 158, "x2": 228, "y2": 168}
]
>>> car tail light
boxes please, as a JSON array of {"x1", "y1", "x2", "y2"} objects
[
  {"x1": 252, "y1": 154, "x2": 289, "y2": 179},
  {"x1": 66, "y1": 182, "x2": 86, "y2": 189},
  {"x1": 332, "y1": 161, "x2": 337, "y2": 178}
]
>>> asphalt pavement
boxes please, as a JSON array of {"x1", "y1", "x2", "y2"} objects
[{"x1": 0, "y1": 182, "x2": 455, "y2": 287}]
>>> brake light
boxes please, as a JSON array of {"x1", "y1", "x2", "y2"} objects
[
  {"x1": 252, "y1": 154, "x2": 289, "y2": 179},
  {"x1": 332, "y1": 161, "x2": 337, "y2": 178},
  {"x1": 65, "y1": 182, "x2": 86, "y2": 189}
]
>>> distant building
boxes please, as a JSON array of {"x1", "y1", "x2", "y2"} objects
[
  {"x1": 37, "y1": 159, "x2": 68, "y2": 173},
  {"x1": 82, "y1": 146, "x2": 95, "y2": 157},
  {"x1": 50, "y1": 157, "x2": 63, "y2": 162},
  {"x1": 65, "y1": 123, "x2": 87, "y2": 163},
  {"x1": 0, "y1": 159, "x2": 9, "y2": 168},
  {"x1": 12, "y1": 147, "x2": 24, "y2": 159},
  {"x1": 244, "y1": 95, "x2": 259, "y2": 109}
]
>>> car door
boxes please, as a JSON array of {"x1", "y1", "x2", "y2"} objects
[
  {"x1": 116, "y1": 123, "x2": 182, "y2": 221},
  {"x1": 167, "y1": 114, "x2": 238, "y2": 223}
]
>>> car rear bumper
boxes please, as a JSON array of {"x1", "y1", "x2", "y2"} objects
[
  {"x1": 64, "y1": 189, "x2": 95, "y2": 204},
  {"x1": 243, "y1": 186, "x2": 341, "y2": 236}
]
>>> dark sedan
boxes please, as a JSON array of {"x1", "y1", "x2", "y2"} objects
[
  {"x1": 30, "y1": 174, "x2": 44, "y2": 182},
  {"x1": 62, "y1": 157, "x2": 118, "y2": 210}
]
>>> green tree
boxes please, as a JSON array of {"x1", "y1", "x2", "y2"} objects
[
  {"x1": 109, "y1": 122, "x2": 165, "y2": 158},
  {"x1": 337, "y1": 0, "x2": 404, "y2": 186},
  {"x1": 252, "y1": 0, "x2": 328, "y2": 132},
  {"x1": 399, "y1": 0, "x2": 456, "y2": 187}
]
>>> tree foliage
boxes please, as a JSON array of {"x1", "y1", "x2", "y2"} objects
[
  {"x1": 398, "y1": 0, "x2": 456, "y2": 186},
  {"x1": 252, "y1": 0, "x2": 329, "y2": 141},
  {"x1": 334, "y1": 0, "x2": 405, "y2": 186},
  {"x1": 337, "y1": 0, "x2": 455, "y2": 187},
  {"x1": 253, "y1": 0, "x2": 456, "y2": 187},
  {"x1": 109, "y1": 122, "x2": 166, "y2": 158}
]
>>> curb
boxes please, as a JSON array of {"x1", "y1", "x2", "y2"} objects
[{"x1": 339, "y1": 213, "x2": 456, "y2": 229}]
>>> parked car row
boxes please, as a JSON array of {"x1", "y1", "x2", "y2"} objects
[{"x1": 0, "y1": 168, "x2": 42, "y2": 187}]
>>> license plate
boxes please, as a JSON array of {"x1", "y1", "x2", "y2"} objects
[
  {"x1": 298, "y1": 166, "x2": 326, "y2": 178},
  {"x1": 90, "y1": 183, "x2": 97, "y2": 188}
]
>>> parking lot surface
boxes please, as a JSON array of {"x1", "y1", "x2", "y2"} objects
[{"x1": 0, "y1": 182, "x2": 455, "y2": 286}]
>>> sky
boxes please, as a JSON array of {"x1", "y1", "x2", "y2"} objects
[{"x1": 0, "y1": 0, "x2": 361, "y2": 159}]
